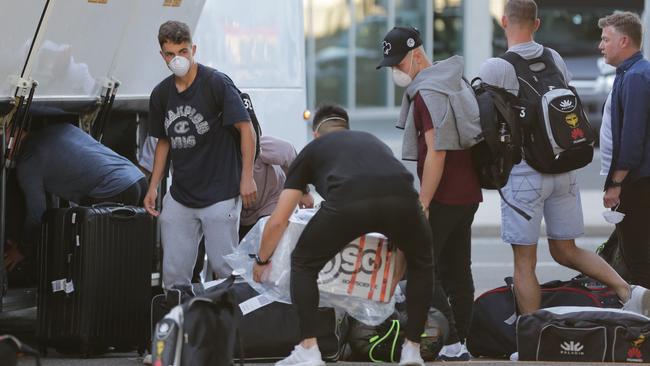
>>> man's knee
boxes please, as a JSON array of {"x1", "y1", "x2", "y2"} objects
[{"x1": 548, "y1": 239, "x2": 577, "y2": 267}]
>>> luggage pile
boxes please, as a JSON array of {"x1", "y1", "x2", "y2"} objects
[
  {"x1": 467, "y1": 275, "x2": 650, "y2": 363},
  {"x1": 150, "y1": 277, "x2": 449, "y2": 365}
]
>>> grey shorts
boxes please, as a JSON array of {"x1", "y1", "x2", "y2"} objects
[{"x1": 501, "y1": 170, "x2": 584, "y2": 244}]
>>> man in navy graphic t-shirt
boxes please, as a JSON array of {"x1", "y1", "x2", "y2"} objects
[{"x1": 145, "y1": 20, "x2": 257, "y2": 291}]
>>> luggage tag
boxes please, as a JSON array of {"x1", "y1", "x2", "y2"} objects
[{"x1": 238, "y1": 294, "x2": 273, "y2": 315}]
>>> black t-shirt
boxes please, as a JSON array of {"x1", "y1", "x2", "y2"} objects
[
  {"x1": 284, "y1": 130, "x2": 416, "y2": 203},
  {"x1": 149, "y1": 64, "x2": 250, "y2": 208}
]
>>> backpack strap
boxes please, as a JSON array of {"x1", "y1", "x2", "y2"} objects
[{"x1": 500, "y1": 48, "x2": 568, "y2": 95}]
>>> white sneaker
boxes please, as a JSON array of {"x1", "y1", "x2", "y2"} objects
[
  {"x1": 622, "y1": 285, "x2": 650, "y2": 317},
  {"x1": 142, "y1": 353, "x2": 152, "y2": 365},
  {"x1": 275, "y1": 344, "x2": 325, "y2": 366},
  {"x1": 510, "y1": 351, "x2": 519, "y2": 361},
  {"x1": 436, "y1": 341, "x2": 470, "y2": 361},
  {"x1": 399, "y1": 341, "x2": 425, "y2": 366}
]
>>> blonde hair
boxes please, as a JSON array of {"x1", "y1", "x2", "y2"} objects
[
  {"x1": 598, "y1": 11, "x2": 643, "y2": 48},
  {"x1": 505, "y1": 0, "x2": 537, "y2": 25}
]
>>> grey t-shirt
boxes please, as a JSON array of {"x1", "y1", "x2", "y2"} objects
[
  {"x1": 478, "y1": 41, "x2": 572, "y2": 174},
  {"x1": 240, "y1": 135, "x2": 297, "y2": 226}
]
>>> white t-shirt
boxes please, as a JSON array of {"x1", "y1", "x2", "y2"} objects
[{"x1": 600, "y1": 92, "x2": 613, "y2": 176}]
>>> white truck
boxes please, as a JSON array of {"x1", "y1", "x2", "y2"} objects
[{"x1": 0, "y1": 0, "x2": 308, "y2": 311}]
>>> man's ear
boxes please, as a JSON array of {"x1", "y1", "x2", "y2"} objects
[
  {"x1": 501, "y1": 15, "x2": 508, "y2": 29},
  {"x1": 620, "y1": 35, "x2": 631, "y2": 49},
  {"x1": 313, "y1": 130, "x2": 320, "y2": 139},
  {"x1": 191, "y1": 44, "x2": 197, "y2": 56},
  {"x1": 532, "y1": 18, "x2": 541, "y2": 32}
]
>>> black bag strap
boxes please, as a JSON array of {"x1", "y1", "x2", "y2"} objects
[
  {"x1": 0, "y1": 335, "x2": 41, "y2": 366},
  {"x1": 496, "y1": 186, "x2": 532, "y2": 221},
  {"x1": 500, "y1": 48, "x2": 569, "y2": 94}
]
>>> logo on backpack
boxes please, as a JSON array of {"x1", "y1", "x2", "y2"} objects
[
  {"x1": 627, "y1": 335, "x2": 646, "y2": 362},
  {"x1": 565, "y1": 113, "x2": 578, "y2": 128},
  {"x1": 559, "y1": 99, "x2": 574, "y2": 110},
  {"x1": 560, "y1": 341, "x2": 584, "y2": 356}
]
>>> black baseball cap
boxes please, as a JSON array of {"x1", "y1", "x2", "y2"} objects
[{"x1": 376, "y1": 26, "x2": 422, "y2": 69}]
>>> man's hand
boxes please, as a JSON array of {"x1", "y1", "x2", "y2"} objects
[
  {"x1": 253, "y1": 262, "x2": 270, "y2": 283},
  {"x1": 144, "y1": 189, "x2": 160, "y2": 217},
  {"x1": 240, "y1": 175, "x2": 258, "y2": 208},
  {"x1": 4, "y1": 240, "x2": 25, "y2": 272},
  {"x1": 604, "y1": 187, "x2": 621, "y2": 208},
  {"x1": 299, "y1": 193, "x2": 314, "y2": 209}
]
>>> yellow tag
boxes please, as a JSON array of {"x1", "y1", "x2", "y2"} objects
[{"x1": 163, "y1": 0, "x2": 182, "y2": 6}]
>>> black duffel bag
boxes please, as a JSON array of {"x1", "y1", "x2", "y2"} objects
[
  {"x1": 518, "y1": 306, "x2": 650, "y2": 362},
  {"x1": 152, "y1": 278, "x2": 348, "y2": 365},
  {"x1": 467, "y1": 276, "x2": 622, "y2": 358},
  {"x1": 229, "y1": 281, "x2": 348, "y2": 362}
]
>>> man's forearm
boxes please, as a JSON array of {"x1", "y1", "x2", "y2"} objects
[
  {"x1": 420, "y1": 149, "x2": 446, "y2": 207},
  {"x1": 149, "y1": 139, "x2": 170, "y2": 190},
  {"x1": 258, "y1": 216, "x2": 289, "y2": 262},
  {"x1": 239, "y1": 122, "x2": 256, "y2": 178}
]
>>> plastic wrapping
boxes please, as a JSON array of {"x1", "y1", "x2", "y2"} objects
[{"x1": 225, "y1": 209, "x2": 404, "y2": 325}]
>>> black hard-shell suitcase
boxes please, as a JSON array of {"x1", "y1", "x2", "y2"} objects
[{"x1": 37, "y1": 205, "x2": 155, "y2": 355}]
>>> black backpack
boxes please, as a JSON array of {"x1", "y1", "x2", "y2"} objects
[
  {"x1": 470, "y1": 78, "x2": 530, "y2": 220},
  {"x1": 346, "y1": 305, "x2": 447, "y2": 362},
  {"x1": 151, "y1": 276, "x2": 240, "y2": 366},
  {"x1": 501, "y1": 49, "x2": 595, "y2": 174},
  {"x1": 470, "y1": 78, "x2": 522, "y2": 189},
  {"x1": 237, "y1": 91, "x2": 262, "y2": 160}
]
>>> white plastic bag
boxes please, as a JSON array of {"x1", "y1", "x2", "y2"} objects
[{"x1": 225, "y1": 209, "x2": 404, "y2": 325}]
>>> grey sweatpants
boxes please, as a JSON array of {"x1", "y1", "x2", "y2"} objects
[{"x1": 159, "y1": 193, "x2": 241, "y2": 289}]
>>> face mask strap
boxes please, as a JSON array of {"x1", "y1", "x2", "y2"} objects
[{"x1": 314, "y1": 116, "x2": 347, "y2": 134}]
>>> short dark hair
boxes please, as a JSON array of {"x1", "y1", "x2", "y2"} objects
[
  {"x1": 598, "y1": 11, "x2": 643, "y2": 48},
  {"x1": 505, "y1": 0, "x2": 538, "y2": 25},
  {"x1": 312, "y1": 104, "x2": 349, "y2": 134},
  {"x1": 158, "y1": 20, "x2": 192, "y2": 48}
]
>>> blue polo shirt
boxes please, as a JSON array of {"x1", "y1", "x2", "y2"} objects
[{"x1": 608, "y1": 51, "x2": 650, "y2": 185}]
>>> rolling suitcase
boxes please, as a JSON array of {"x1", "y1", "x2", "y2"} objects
[{"x1": 37, "y1": 205, "x2": 155, "y2": 356}]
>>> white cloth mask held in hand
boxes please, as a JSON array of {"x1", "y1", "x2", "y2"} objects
[{"x1": 602, "y1": 204, "x2": 625, "y2": 224}]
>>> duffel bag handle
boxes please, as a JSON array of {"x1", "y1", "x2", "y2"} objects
[
  {"x1": 90, "y1": 202, "x2": 124, "y2": 208},
  {"x1": 109, "y1": 206, "x2": 138, "y2": 219}
]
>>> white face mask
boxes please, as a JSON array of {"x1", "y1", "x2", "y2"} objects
[
  {"x1": 602, "y1": 204, "x2": 625, "y2": 224},
  {"x1": 392, "y1": 51, "x2": 414, "y2": 87},
  {"x1": 168, "y1": 55, "x2": 191, "y2": 77}
]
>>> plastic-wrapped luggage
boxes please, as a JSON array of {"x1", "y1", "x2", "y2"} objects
[{"x1": 37, "y1": 205, "x2": 155, "y2": 356}]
